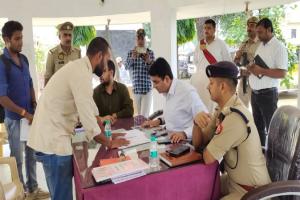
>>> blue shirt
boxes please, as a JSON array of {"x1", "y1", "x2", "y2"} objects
[
  {"x1": 125, "y1": 48, "x2": 154, "y2": 94},
  {"x1": 0, "y1": 48, "x2": 33, "y2": 120}
]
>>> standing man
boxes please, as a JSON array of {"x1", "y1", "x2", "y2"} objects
[
  {"x1": 191, "y1": 19, "x2": 232, "y2": 113},
  {"x1": 44, "y1": 21, "x2": 81, "y2": 85},
  {"x1": 193, "y1": 61, "x2": 270, "y2": 199},
  {"x1": 28, "y1": 37, "x2": 129, "y2": 200},
  {"x1": 125, "y1": 29, "x2": 155, "y2": 117},
  {"x1": 248, "y1": 18, "x2": 288, "y2": 147},
  {"x1": 0, "y1": 21, "x2": 49, "y2": 199},
  {"x1": 142, "y1": 58, "x2": 207, "y2": 143},
  {"x1": 234, "y1": 17, "x2": 260, "y2": 107}
]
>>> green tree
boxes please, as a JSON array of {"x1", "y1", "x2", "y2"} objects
[
  {"x1": 143, "y1": 19, "x2": 196, "y2": 46},
  {"x1": 218, "y1": 13, "x2": 248, "y2": 47},
  {"x1": 142, "y1": 23, "x2": 152, "y2": 48},
  {"x1": 177, "y1": 19, "x2": 196, "y2": 45},
  {"x1": 34, "y1": 41, "x2": 46, "y2": 73},
  {"x1": 0, "y1": 37, "x2": 4, "y2": 54},
  {"x1": 73, "y1": 26, "x2": 96, "y2": 47}
]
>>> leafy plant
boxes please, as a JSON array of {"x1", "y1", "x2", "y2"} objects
[
  {"x1": 218, "y1": 13, "x2": 248, "y2": 47},
  {"x1": 0, "y1": 37, "x2": 4, "y2": 53},
  {"x1": 34, "y1": 41, "x2": 46, "y2": 73},
  {"x1": 143, "y1": 19, "x2": 196, "y2": 47},
  {"x1": 177, "y1": 19, "x2": 196, "y2": 45},
  {"x1": 73, "y1": 26, "x2": 96, "y2": 47}
]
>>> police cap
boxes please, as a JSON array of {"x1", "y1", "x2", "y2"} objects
[
  {"x1": 57, "y1": 22, "x2": 74, "y2": 33},
  {"x1": 247, "y1": 16, "x2": 258, "y2": 25},
  {"x1": 206, "y1": 61, "x2": 239, "y2": 80}
]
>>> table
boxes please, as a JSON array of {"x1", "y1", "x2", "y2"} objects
[{"x1": 73, "y1": 117, "x2": 220, "y2": 200}]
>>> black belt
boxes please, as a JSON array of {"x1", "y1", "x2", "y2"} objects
[{"x1": 252, "y1": 87, "x2": 277, "y2": 95}]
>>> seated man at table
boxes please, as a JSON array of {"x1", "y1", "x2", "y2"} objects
[
  {"x1": 142, "y1": 57, "x2": 207, "y2": 143},
  {"x1": 192, "y1": 61, "x2": 271, "y2": 200},
  {"x1": 93, "y1": 60, "x2": 134, "y2": 124}
]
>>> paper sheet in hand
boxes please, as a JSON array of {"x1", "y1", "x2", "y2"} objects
[
  {"x1": 72, "y1": 127, "x2": 88, "y2": 143},
  {"x1": 20, "y1": 118, "x2": 30, "y2": 141},
  {"x1": 118, "y1": 129, "x2": 150, "y2": 149}
]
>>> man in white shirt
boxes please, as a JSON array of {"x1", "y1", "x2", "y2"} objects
[
  {"x1": 191, "y1": 19, "x2": 232, "y2": 113},
  {"x1": 142, "y1": 57, "x2": 207, "y2": 143},
  {"x1": 248, "y1": 18, "x2": 288, "y2": 146},
  {"x1": 28, "y1": 37, "x2": 129, "y2": 200}
]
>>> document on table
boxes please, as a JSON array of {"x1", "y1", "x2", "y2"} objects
[
  {"x1": 20, "y1": 118, "x2": 31, "y2": 141},
  {"x1": 92, "y1": 158, "x2": 149, "y2": 183},
  {"x1": 118, "y1": 129, "x2": 150, "y2": 150}
]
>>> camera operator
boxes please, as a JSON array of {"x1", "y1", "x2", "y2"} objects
[{"x1": 125, "y1": 29, "x2": 155, "y2": 117}]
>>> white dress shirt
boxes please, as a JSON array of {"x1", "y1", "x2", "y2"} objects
[
  {"x1": 191, "y1": 37, "x2": 232, "y2": 113},
  {"x1": 163, "y1": 79, "x2": 207, "y2": 138},
  {"x1": 249, "y1": 36, "x2": 288, "y2": 90},
  {"x1": 28, "y1": 56, "x2": 101, "y2": 156}
]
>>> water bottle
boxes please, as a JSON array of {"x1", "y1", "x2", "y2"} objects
[
  {"x1": 149, "y1": 136, "x2": 159, "y2": 170},
  {"x1": 104, "y1": 120, "x2": 112, "y2": 147}
]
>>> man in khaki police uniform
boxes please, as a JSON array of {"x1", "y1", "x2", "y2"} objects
[
  {"x1": 234, "y1": 16, "x2": 260, "y2": 107},
  {"x1": 192, "y1": 61, "x2": 271, "y2": 199},
  {"x1": 44, "y1": 21, "x2": 81, "y2": 85}
]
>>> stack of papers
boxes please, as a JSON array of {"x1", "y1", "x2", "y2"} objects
[
  {"x1": 118, "y1": 129, "x2": 150, "y2": 150},
  {"x1": 92, "y1": 159, "x2": 149, "y2": 184}
]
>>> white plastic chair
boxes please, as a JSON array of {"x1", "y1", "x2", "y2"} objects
[{"x1": 0, "y1": 157, "x2": 24, "y2": 200}]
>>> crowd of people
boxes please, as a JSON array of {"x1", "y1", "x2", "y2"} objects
[{"x1": 0, "y1": 16, "x2": 288, "y2": 200}]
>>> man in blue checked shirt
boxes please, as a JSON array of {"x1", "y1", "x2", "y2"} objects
[{"x1": 125, "y1": 29, "x2": 155, "y2": 117}]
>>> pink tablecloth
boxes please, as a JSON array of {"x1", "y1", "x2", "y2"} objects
[{"x1": 74, "y1": 160, "x2": 220, "y2": 200}]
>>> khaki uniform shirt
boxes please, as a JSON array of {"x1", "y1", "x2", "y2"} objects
[
  {"x1": 28, "y1": 56, "x2": 100, "y2": 156},
  {"x1": 44, "y1": 44, "x2": 81, "y2": 82},
  {"x1": 206, "y1": 95, "x2": 271, "y2": 188},
  {"x1": 238, "y1": 38, "x2": 260, "y2": 64},
  {"x1": 237, "y1": 38, "x2": 260, "y2": 107}
]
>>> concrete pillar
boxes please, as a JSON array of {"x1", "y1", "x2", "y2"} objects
[
  {"x1": 150, "y1": 2, "x2": 177, "y2": 111},
  {"x1": 298, "y1": 55, "x2": 300, "y2": 108},
  {"x1": 7, "y1": 15, "x2": 38, "y2": 97}
]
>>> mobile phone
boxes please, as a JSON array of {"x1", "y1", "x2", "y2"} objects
[
  {"x1": 157, "y1": 138, "x2": 172, "y2": 145},
  {"x1": 167, "y1": 145, "x2": 190, "y2": 157}
]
